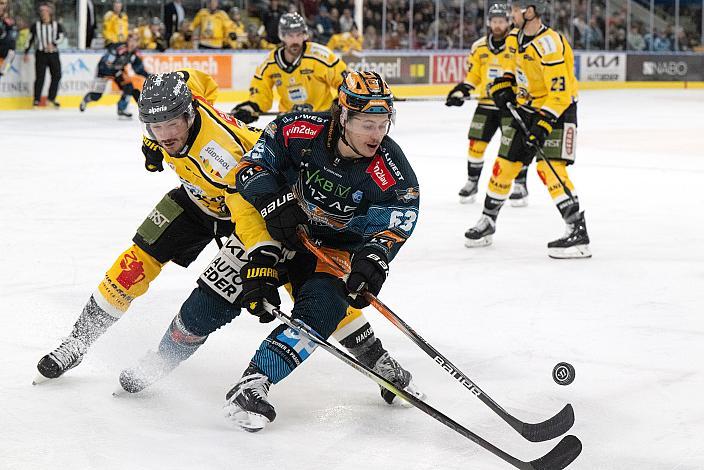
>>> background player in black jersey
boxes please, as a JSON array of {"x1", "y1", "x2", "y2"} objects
[{"x1": 79, "y1": 32, "x2": 149, "y2": 119}]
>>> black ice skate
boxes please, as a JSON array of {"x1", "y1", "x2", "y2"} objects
[
  {"x1": 464, "y1": 215, "x2": 496, "y2": 247},
  {"x1": 223, "y1": 366, "x2": 276, "y2": 432},
  {"x1": 118, "y1": 350, "x2": 177, "y2": 394},
  {"x1": 509, "y1": 181, "x2": 529, "y2": 207},
  {"x1": 372, "y1": 352, "x2": 425, "y2": 405},
  {"x1": 458, "y1": 179, "x2": 479, "y2": 204},
  {"x1": 117, "y1": 109, "x2": 133, "y2": 119},
  {"x1": 548, "y1": 211, "x2": 592, "y2": 259},
  {"x1": 34, "y1": 336, "x2": 87, "y2": 384},
  {"x1": 79, "y1": 98, "x2": 88, "y2": 112}
]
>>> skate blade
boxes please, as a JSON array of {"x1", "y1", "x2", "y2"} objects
[
  {"x1": 464, "y1": 235, "x2": 493, "y2": 248},
  {"x1": 509, "y1": 197, "x2": 528, "y2": 207},
  {"x1": 459, "y1": 194, "x2": 476, "y2": 204},
  {"x1": 396, "y1": 382, "x2": 426, "y2": 408},
  {"x1": 548, "y1": 244, "x2": 592, "y2": 259},
  {"x1": 32, "y1": 373, "x2": 52, "y2": 385},
  {"x1": 224, "y1": 405, "x2": 270, "y2": 432}
]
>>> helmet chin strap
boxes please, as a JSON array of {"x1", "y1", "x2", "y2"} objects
[{"x1": 338, "y1": 108, "x2": 373, "y2": 159}]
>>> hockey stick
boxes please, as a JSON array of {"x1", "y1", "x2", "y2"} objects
[
  {"x1": 395, "y1": 95, "x2": 475, "y2": 102},
  {"x1": 298, "y1": 229, "x2": 575, "y2": 443},
  {"x1": 505, "y1": 103, "x2": 577, "y2": 205},
  {"x1": 264, "y1": 302, "x2": 582, "y2": 470}
]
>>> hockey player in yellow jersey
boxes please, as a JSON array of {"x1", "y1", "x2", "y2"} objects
[
  {"x1": 191, "y1": 0, "x2": 232, "y2": 49},
  {"x1": 465, "y1": 0, "x2": 590, "y2": 259},
  {"x1": 102, "y1": 0, "x2": 129, "y2": 46},
  {"x1": 36, "y1": 71, "x2": 417, "y2": 395},
  {"x1": 326, "y1": 23, "x2": 363, "y2": 53},
  {"x1": 446, "y1": 3, "x2": 528, "y2": 206},
  {"x1": 230, "y1": 12, "x2": 347, "y2": 124}
]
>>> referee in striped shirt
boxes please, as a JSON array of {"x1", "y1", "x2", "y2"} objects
[{"x1": 24, "y1": 3, "x2": 64, "y2": 107}]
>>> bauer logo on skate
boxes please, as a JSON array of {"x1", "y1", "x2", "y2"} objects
[
  {"x1": 282, "y1": 121, "x2": 324, "y2": 146},
  {"x1": 366, "y1": 155, "x2": 396, "y2": 191}
]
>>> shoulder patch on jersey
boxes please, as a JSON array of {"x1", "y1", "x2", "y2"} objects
[
  {"x1": 200, "y1": 140, "x2": 237, "y2": 178},
  {"x1": 395, "y1": 186, "x2": 419, "y2": 203},
  {"x1": 366, "y1": 154, "x2": 396, "y2": 191},
  {"x1": 470, "y1": 36, "x2": 486, "y2": 53},
  {"x1": 264, "y1": 121, "x2": 277, "y2": 138},
  {"x1": 536, "y1": 34, "x2": 559, "y2": 55},
  {"x1": 304, "y1": 42, "x2": 335, "y2": 63},
  {"x1": 282, "y1": 120, "x2": 324, "y2": 146}
]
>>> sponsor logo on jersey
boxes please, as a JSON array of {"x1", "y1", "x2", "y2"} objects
[
  {"x1": 116, "y1": 251, "x2": 146, "y2": 290},
  {"x1": 200, "y1": 140, "x2": 237, "y2": 178},
  {"x1": 366, "y1": 154, "x2": 396, "y2": 191},
  {"x1": 352, "y1": 190, "x2": 364, "y2": 203},
  {"x1": 147, "y1": 208, "x2": 171, "y2": 228},
  {"x1": 265, "y1": 121, "x2": 277, "y2": 138},
  {"x1": 395, "y1": 186, "x2": 419, "y2": 203},
  {"x1": 282, "y1": 120, "x2": 324, "y2": 146}
]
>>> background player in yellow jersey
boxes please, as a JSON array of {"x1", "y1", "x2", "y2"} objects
[
  {"x1": 37, "y1": 70, "x2": 418, "y2": 395},
  {"x1": 102, "y1": 0, "x2": 129, "y2": 46},
  {"x1": 465, "y1": 0, "x2": 591, "y2": 258},
  {"x1": 231, "y1": 12, "x2": 347, "y2": 124},
  {"x1": 191, "y1": 0, "x2": 232, "y2": 49},
  {"x1": 446, "y1": 3, "x2": 528, "y2": 206}
]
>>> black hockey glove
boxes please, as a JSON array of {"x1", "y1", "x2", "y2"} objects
[
  {"x1": 240, "y1": 245, "x2": 282, "y2": 322},
  {"x1": 230, "y1": 101, "x2": 261, "y2": 124},
  {"x1": 254, "y1": 187, "x2": 309, "y2": 252},
  {"x1": 445, "y1": 82, "x2": 473, "y2": 107},
  {"x1": 142, "y1": 135, "x2": 164, "y2": 172},
  {"x1": 489, "y1": 74, "x2": 517, "y2": 110},
  {"x1": 291, "y1": 103, "x2": 313, "y2": 113},
  {"x1": 524, "y1": 111, "x2": 557, "y2": 150},
  {"x1": 346, "y1": 247, "x2": 389, "y2": 309}
]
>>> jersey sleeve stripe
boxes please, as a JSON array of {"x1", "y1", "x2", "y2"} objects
[{"x1": 542, "y1": 60, "x2": 565, "y2": 66}]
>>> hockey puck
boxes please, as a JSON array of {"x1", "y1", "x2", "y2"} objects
[{"x1": 552, "y1": 362, "x2": 575, "y2": 386}]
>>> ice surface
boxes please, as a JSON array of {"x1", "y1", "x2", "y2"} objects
[{"x1": 1, "y1": 89, "x2": 703, "y2": 469}]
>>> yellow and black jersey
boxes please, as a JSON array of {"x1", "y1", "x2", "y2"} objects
[
  {"x1": 169, "y1": 32, "x2": 194, "y2": 50},
  {"x1": 463, "y1": 34, "x2": 514, "y2": 106},
  {"x1": 248, "y1": 41, "x2": 347, "y2": 113},
  {"x1": 326, "y1": 32, "x2": 363, "y2": 53},
  {"x1": 155, "y1": 70, "x2": 262, "y2": 219},
  {"x1": 191, "y1": 8, "x2": 232, "y2": 48},
  {"x1": 103, "y1": 11, "x2": 129, "y2": 45},
  {"x1": 505, "y1": 26, "x2": 578, "y2": 118},
  {"x1": 225, "y1": 20, "x2": 246, "y2": 49}
]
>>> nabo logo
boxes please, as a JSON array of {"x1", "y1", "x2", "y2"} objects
[{"x1": 642, "y1": 61, "x2": 688, "y2": 76}]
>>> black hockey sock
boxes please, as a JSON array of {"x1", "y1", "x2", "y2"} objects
[
  {"x1": 482, "y1": 195, "x2": 505, "y2": 222},
  {"x1": 515, "y1": 166, "x2": 528, "y2": 187},
  {"x1": 556, "y1": 196, "x2": 580, "y2": 222},
  {"x1": 70, "y1": 295, "x2": 118, "y2": 346},
  {"x1": 467, "y1": 161, "x2": 483, "y2": 181}
]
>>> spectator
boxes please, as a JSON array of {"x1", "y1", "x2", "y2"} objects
[
  {"x1": 24, "y1": 3, "x2": 63, "y2": 108},
  {"x1": 652, "y1": 28, "x2": 672, "y2": 51},
  {"x1": 327, "y1": 22, "x2": 363, "y2": 52},
  {"x1": 313, "y1": 5, "x2": 334, "y2": 44},
  {"x1": 627, "y1": 24, "x2": 645, "y2": 51},
  {"x1": 363, "y1": 24, "x2": 378, "y2": 49},
  {"x1": 103, "y1": 0, "x2": 128, "y2": 46},
  {"x1": 138, "y1": 17, "x2": 167, "y2": 51},
  {"x1": 226, "y1": 7, "x2": 246, "y2": 49},
  {"x1": 192, "y1": 0, "x2": 232, "y2": 49},
  {"x1": 339, "y1": 8, "x2": 354, "y2": 32},
  {"x1": 239, "y1": 23, "x2": 276, "y2": 50},
  {"x1": 169, "y1": 19, "x2": 193, "y2": 49},
  {"x1": 163, "y1": 0, "x2": 185, "y2": 45},
  {"x1": 262, "y1": 0, "x2": 285, "y2": 44}
]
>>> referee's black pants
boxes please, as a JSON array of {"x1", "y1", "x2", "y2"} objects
[{"x1": 33, "y1": 51, "x2": 61, "y2": 102}]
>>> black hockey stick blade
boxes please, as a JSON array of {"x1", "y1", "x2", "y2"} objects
[
  {"x1": 525, "y1": 435, "x2": 582, "y2": 470},
  {"x1": 519, "y1": 404, "x2": 575, "y2": 443}
]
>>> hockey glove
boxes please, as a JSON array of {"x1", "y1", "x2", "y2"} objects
[
  {"x1": 142, "y1": 135, "x2": 164, "y2": 172},
  {"x1": 240, "y1": 245, "x2": 282, "y2": 322},
  {"x1": 231, "y1": 101, "x2": 261, "y2": 124},
  {"x1": 346, "y1": 247, "x2": 389, "y2": 309},
  {"x1": 445, "y1": 83, "x2": 473, "y2": 107},
  {"x1": 524, "y1": 111, "x2": 557, "y2": 150},
  {"x1": 489, "y1": 74, "x2": 517, "y2": 110},
  {"x1": 254, "y1": 187, "x2": 309, "y2": 252}
]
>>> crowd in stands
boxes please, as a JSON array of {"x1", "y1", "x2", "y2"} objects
[{"x1": 6, "y1": 0, "x2": 704, "y2": 53}]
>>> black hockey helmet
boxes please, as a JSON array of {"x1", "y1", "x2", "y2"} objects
[
  {"x1": 488, "y1": 3, "x2": 511, "y2": 19},
  {"x1": 278, "y1": 12, "x2": 307, "y2": 38},
  {"x1": 138, "y1": 72, "x2": 193, "y2": 124},
  {"x1": 512, "y1": 0, "x2": 549, "y2": 16}
]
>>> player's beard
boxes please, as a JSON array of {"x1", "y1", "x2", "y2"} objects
[
  {"x1": 285, "y1": 42, "x2": 303, "y2": 57},
  {"x1": 491, "y1": 25, "x2": 509, "y2": 39}
]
